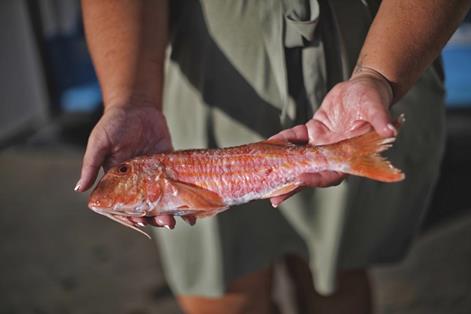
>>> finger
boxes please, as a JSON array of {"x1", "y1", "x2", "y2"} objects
[
  {"x1": 75, "y1": 136, "x2": 109, "y2": 192},
  {"x1": 367, "y1": 106, "x2": 396, "y2": 138},
  {"x1": 270, "y1": 172, "x2": 345, "y2": 208},
  {"x1": 147, "y1": 215, "x2": 176, "y2": 229},
  {"x1": 307, "y1": 118, "x2": 373, "y2": 145},
  {"x1": 338, "y1": 122, "x2": 373, "y2": 141},
  {"x1": 269, "y1": 125, "x2": 309, "y2": 144},
  {"x1": 349, "y1": 121, "x2": 373, "y2": 136},
  {"x1": 305, "y1": 119, "x2": 337, "y2": 145},
  {"x1": 300, "y1": 171, "x2": 345, "y2": 187},
  {"x1": 181, "y1": 215, "x2": 197, "y2": 226},
  {"x1": 129, "y1": 217, "x2": 147, "y2": 227}
]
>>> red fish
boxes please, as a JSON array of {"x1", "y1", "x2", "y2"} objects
[{"x1": 88, "y1": 129, "x2": 404, "y2": 237}]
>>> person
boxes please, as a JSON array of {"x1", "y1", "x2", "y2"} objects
[{"x1": 76, "y1": 0, "x2": 470, "y2": 313}]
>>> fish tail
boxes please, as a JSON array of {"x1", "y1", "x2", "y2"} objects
[{"x1": 332, "y1": 130, "x2": 405, "y2": 182}]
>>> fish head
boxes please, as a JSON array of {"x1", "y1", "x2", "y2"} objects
[{"x1": 88, "y1": 158, "x2": 165, "y2": 237}]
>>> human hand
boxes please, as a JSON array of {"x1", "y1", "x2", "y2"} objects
[
  {"x1": 75, "y1": 104, "x2": 181, "y2": 229},
  {"x1": 269, "y1": 68, "x2": 397, "y2": 207}
]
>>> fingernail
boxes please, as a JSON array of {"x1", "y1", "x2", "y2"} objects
[
  {"x1": 156, "y1": 217, "x2": 166, "y2": 226},
  {"x1": 136, "y1": 222, "x2": 145, "y2": 227},
  {"x1": 271, "y1": 201, "x2": 278, "y2": 208},
  {"x1": 156, "y1": 216, "x2": 174, "y2": 230},
  {"x1": 182, "y1": 216, "x2": 195, "y2": 226},
  {"x1": 398, "y1": 114, "x2": 406, "y2": 124},
  {"x1": 74, "y1": 181, "x2": 81, "y2": 192},
  {"x1": 387, "y1": 124, "x2": 397, "y2": 136}
]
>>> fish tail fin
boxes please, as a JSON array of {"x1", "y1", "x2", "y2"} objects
[{"x1": 333, "y1": 130, "x2": 405, "y2": 182}]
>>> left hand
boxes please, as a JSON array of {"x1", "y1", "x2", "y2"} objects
[
  {"x1": 76, "y1": 104, "x2": 179, "y2": 229},
  {"x1": 269, "y1": 68, "x2": 397, "y2": 207}
]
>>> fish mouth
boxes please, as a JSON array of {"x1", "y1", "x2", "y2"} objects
[
  {"x1": 89, "y1": 200, "x2": 154, "y2": 216},
  {"x1": 90, "y1": 206, "x2": 151, "y2": 239}
]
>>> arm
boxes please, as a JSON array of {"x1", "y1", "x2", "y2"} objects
[
  {"x1": 77, "y1": 0, "x2": 177, "y2": 228},
  {"x1": 354, "y1": 0, "x2": 471, "y2": 102},
  {"x1": 78, "y1": 0, "x2": 169, "y2": 191},
  {"x1": 81, "y1": 0, "x2": 168, "y2": 109},
  {"x1": 270, "y1": 1, "x2": 470, "y2": 206}
]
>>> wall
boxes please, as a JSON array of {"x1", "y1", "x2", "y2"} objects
[{"x1": 0, "y1": 0, "x2": 49, "y2": 143}]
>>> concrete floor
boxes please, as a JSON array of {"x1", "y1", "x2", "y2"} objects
[
  {"x1": 0, "y1": 147, "x2": 181, "y2": 314},
  {"x1": 1, "y1": 146, "x2": 470, "y2": 314}
]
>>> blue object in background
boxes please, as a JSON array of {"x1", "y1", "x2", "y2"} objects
[
  {"x1": 40, "y1": 0, "x2": 101, "y2": 113},
  {"x1": 44, "y1": 32, "x2": 102, "y2": 113},
  {"x1": 61, "y1": 82, "x2": 101, "y2": 112},
  {"x1": 41, "y1": 3, "x2": 469, "y2": 112},
  {"x1": 442, "y1": 20, "x2": 471, "y2": 108},
  {"x1": 443, "y1": 46, "x2": 471, "y2": 107}
]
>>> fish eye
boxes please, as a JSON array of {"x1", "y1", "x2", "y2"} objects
[{"x1": 118, "y1": 165, "x2": 128, "y2": 174}]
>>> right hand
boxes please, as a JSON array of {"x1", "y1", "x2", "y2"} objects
[
  {"x1": 269, "y1": 68, "x2": 395, "y2": 207},
  {"x1": 75, "y1": 104, "x2": 178, "y2": 229}
]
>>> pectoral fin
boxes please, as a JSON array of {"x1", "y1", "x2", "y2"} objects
[
  {"x1": 162, "y1": 179, "x2": 227, "y2": 217},
  {"x1": 263, "y1": 181, "x2": 302, "y2": 198}
]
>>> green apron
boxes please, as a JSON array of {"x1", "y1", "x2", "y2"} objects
[{"x1": 156, "y1": 0, "x2": 446, "y2": 296}]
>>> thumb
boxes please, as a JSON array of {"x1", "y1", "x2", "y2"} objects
[
  {"x1": 75, "y1": 135, "x2": 108, "y2": 192},
  {"x1": 367, "y1": 106, "x2": 396, "y2": 138}
]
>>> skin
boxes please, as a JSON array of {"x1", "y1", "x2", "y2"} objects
[
  {"x1": 269, "y1": 70, "x2": 395, "y2": 206},
  {"x1": 270, "y1": 0, "x2": 471, "y2": 207},
  {"x1": 77, "y1": 0, "x2": 470, "y2": 312},
  {"x1": 76, "y1": 0, "x2": 470, "y2": 224},
  {"x1": 77, "y1": 0, "x2": 176, "y2": 228}
]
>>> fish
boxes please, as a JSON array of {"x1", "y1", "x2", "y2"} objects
[{"x1": 88, "y1": 128, "x2": 405, "y2": 238}]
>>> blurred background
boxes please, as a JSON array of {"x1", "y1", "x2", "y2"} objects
[{"x1": 1, "y1": 1, "x2": 471, "y2": 313}]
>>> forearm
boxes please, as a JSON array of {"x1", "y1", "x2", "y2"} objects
[
  {"x1": 353, "y1": 0, "x2": 471, "y2": 102},
  {"x1": 81, "y1": 0, "x2": 168, "y2": 110}
]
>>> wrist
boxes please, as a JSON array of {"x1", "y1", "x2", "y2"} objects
[
  {"x1": 104, "y1": 92, "x2": 162, "y2": 113},
  {"x1": 351, "y1": 65, "x2": 395, "y2": 106}
]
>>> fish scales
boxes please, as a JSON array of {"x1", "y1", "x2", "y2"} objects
[
  {"x1": 161, "y1": 144, "x2": 321, "y2": 204},
  {"x1": 88, "y1": 128, "x2": 405, "y2": 237}
]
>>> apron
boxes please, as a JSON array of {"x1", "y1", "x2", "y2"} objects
[{"x1": 155, "y1": 0, "x2": 446, "y2": 296}]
